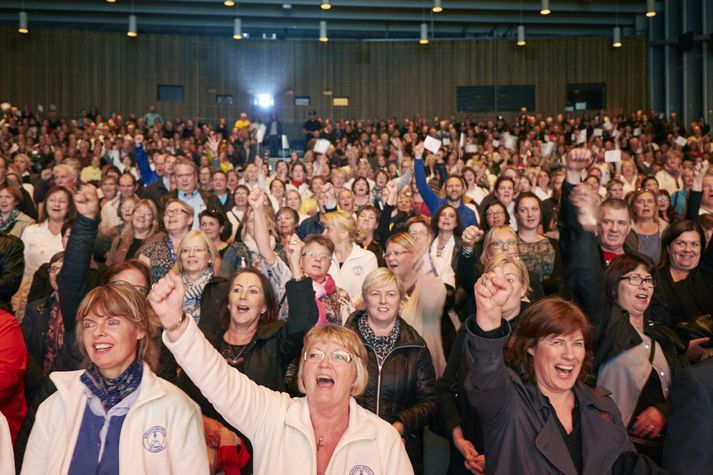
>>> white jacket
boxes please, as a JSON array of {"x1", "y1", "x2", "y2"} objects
[
  {"x1": 328, "y1": 243, "x2": 379, "y2": 300},
  {"x1": 0, "y1": 413, "x2": 13, "y2": 475},
  {"x1": 163, "y1": 317, "x2": 414, "y2": 475},
  {"x1": 21, "y1": 364, "x2": 209, "y2": 475}
]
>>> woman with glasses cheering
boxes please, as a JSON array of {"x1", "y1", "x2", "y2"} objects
[
  {"x1": 562, "y1": 182, "x2": 687, "y2": 463},
  {"x1": 249, "y1": 186, "x2": 353, "y2": 323}
]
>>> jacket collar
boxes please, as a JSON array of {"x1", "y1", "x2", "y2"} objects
[
  {"x1": 51, "y1": 362, "x2": 165, "y2": 411},
  {"x1": 284, "y1": 397, "x2": 377, "y2": 449},
  {"x1": 346, "y1": 311, "x2": 425, "y2": 348},
  {"x1": 528, "y1": 383, "x2": 625, "y2": 475}
]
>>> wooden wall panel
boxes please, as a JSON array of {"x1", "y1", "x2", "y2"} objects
[{"x1": 0, "y1": 26, "x2": 648, "y2": 125}]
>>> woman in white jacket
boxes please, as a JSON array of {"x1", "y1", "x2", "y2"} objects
[
  {"x1": 150, "y1": 272, "x2": 413, "y2": 475},
  {"x1": 21, "y1": 283, "x2": 208, "y2": 475}
]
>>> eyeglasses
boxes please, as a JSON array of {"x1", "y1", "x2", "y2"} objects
[
  {"x1": 49, "y1": 265, "x2": 63, "y2": 274},
  {"x1": 302, "y1": 250, "x2": 331, "y2": 262},
  {"x1": 490, "y1": 240, "x2": 517, "y2": 248},
  {"x1": 303, "y1": 349, "x2": 353, "y2": 365},
  {"x1": 181, "y1": 247, "x2": 207, "y2": 255},
  {"x1": 165, "y1": 208, "x2": 189, "y2": 216},
  {"x1": 383, "y1": 249, "x2": 412, "y2": 259},
  {"x1": 133, "y1": 210, "x2": 153, "y2": 217},
  {"x1": 620, "y1": 275, "x2": 655, "y2": 287}
]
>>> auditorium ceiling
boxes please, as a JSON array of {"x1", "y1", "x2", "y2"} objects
[{"x1": 1, "y1": 0, "x2": 652, "y2": 41}]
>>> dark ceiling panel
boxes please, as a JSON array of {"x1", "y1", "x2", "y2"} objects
[{"x1": 0, "y1": 0, "x2": 649, "y2": 41}]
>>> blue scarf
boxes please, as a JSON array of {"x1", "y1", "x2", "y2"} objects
[{"x1": 80, "y1": 359, "x2": 143, "y2": 411}]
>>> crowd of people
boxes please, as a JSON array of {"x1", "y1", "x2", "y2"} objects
[{"x1": 0, "y1": 101, "x2": 712, "y2": 475}]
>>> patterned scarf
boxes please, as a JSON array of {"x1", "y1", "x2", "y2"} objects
[
  {"x1": 313, "y1": 274, "x2": 337, "y2": 325},
  {"x1": 182, "y1": 269, "x2": 213, "y2": 323},
  {"x1": 358, "y1": 314, "x2": 401, "y2": 364},
  {"x1": 80, "y1": 359, "x2": 143, "y2": 411},
  {"x1": 0, "y1": 209, "x2": 19, "y2": 233}
]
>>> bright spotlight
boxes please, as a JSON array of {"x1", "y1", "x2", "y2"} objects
[{"x1": 255, "y1": 94, "x2": 274, "y2": 109}]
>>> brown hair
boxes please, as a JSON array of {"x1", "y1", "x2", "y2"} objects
[
  {"x1": 659, "y1": 219, "x2": 705, "y2": 269},
  {"x1": 303, "y1": 234, "x2": 335, "y2": 255},
  {"x1": 0, "y1": 183, "x2": 22, "y2": 204},
  {"x1": 40, "y1": 186, "x2": 76, "y2": 223},
  {"x1": 218, "y1": 268, "x2": 279, "y2": 331},
  {"x1": 430, "y1": 204, "x2": 462, "y2": 236},
  {"x1": 75, "y1": 282, "x2": 160, "y2": 371},
  {"x1": 104, "y1": 259, "x2": 153, "y2": 290},
  {"x1": 604, "y1": 253, "x2": 656, "y2": 303},
  {"x1": 506, "y1": 297, "x2": 593, "y2": 386}
]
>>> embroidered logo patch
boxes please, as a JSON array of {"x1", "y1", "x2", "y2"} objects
[
  {"x1": 349, "y1": 465, "x2": 375, "y2": 475},
  {"x1": 143, "y1": 426, "x2": 167, "y2": 453},
  {"x1": 353, "y1": 265, "x2": 363, "y2": 276}
]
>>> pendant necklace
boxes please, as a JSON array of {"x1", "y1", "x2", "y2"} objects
[{"x1": 316, "y1": 421, "x2": 347, "y2": 451}]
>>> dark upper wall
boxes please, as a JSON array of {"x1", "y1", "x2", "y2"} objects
[{"x1": 0, "y1": 26, "x2": 648, "y2": 124}]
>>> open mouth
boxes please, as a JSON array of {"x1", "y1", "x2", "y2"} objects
[
  {"x1": 635, "y1": 293, "x2": 650, "y2": 303},
  {"x1": 236, "y1": 305, "x2": 250, "y2": 313},
  {"x1": 94, "y1": 343, "x2": 114, "y2": 353},
  {"x1": 316, "y1": 375, "x2": 334, "y2": 388},
  {"x1": 555, "y1": 364, "x2": 574, "y2": 377}
]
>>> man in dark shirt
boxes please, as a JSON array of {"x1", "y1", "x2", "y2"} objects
[{"x1": 303, "y1": 110, "x2": 321, "y2": 142}]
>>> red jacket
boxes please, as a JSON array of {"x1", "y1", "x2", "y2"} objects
[{"x1": 0, "y1": 309, "x2": 27, "y2": 443}]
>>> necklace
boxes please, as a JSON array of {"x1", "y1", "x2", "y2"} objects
[
  {"x1": 316, "y1": 420, "x2": 348, "y2": 451},
  {"x1": 221, "y1": 339, "x2": 248, "y2": 366}
]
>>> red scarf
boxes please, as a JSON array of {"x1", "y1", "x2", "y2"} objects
[{"x1": 313, "y1": 274, "x2": 337, "y2": 325}]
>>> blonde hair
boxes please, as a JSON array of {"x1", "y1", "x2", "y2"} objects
[
  {"x1": 241, "y1": 205, "x2": 277, "y2": 240},
  {"x1": 75, "y1": 283, "x2": 160, "y2": 371},
  {"x1": 121, "y1": 199, "x2": 159, "y2": 241},
  {"x1": 361, "y1": 267, "x2": 404, "y2": 301},
  {"x1": 386, "y1": 231, "x2": 426, "y2": 262},
  {"x1": 321, "y1": 210, "x2": 358, "y2": 242},
  {"x1": 481, "y1": 225, "x2": 519, "y2": 264},
  {"x1": 172, "y1": 230, "x2": 218, "y2": 274},
  {"x1": 297, "y1": 324, "x2": 369, "y2": 397},
  {"x1": 484, "y1": 254, "x2": 531, "y2": 294}
]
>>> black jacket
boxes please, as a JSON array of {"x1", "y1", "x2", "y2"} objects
[
  {"x1": 55, "y1": 213, "x2": 103, "y2": 371},
  {"x1": 0, "y1": 233, "x2": 24, "y2": 313},
  {"x1": 143, "y1": 177, "x2": 169, "y2": 212},
  {"x1": 159, "y1": 276, "x2": 317, "y2": 390},
  {"x1": 345, "y1": 311, "x2": 438, "y2": 475},
  {"x1": 663, "y1": 357, "x2": 713, "y2": 475},
  {"x1": 194, "y1": 276, "x2": 229, "y2": 329},
  {"x1": 433, "y1": 328, "x2": 482, "y2": 475}
]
